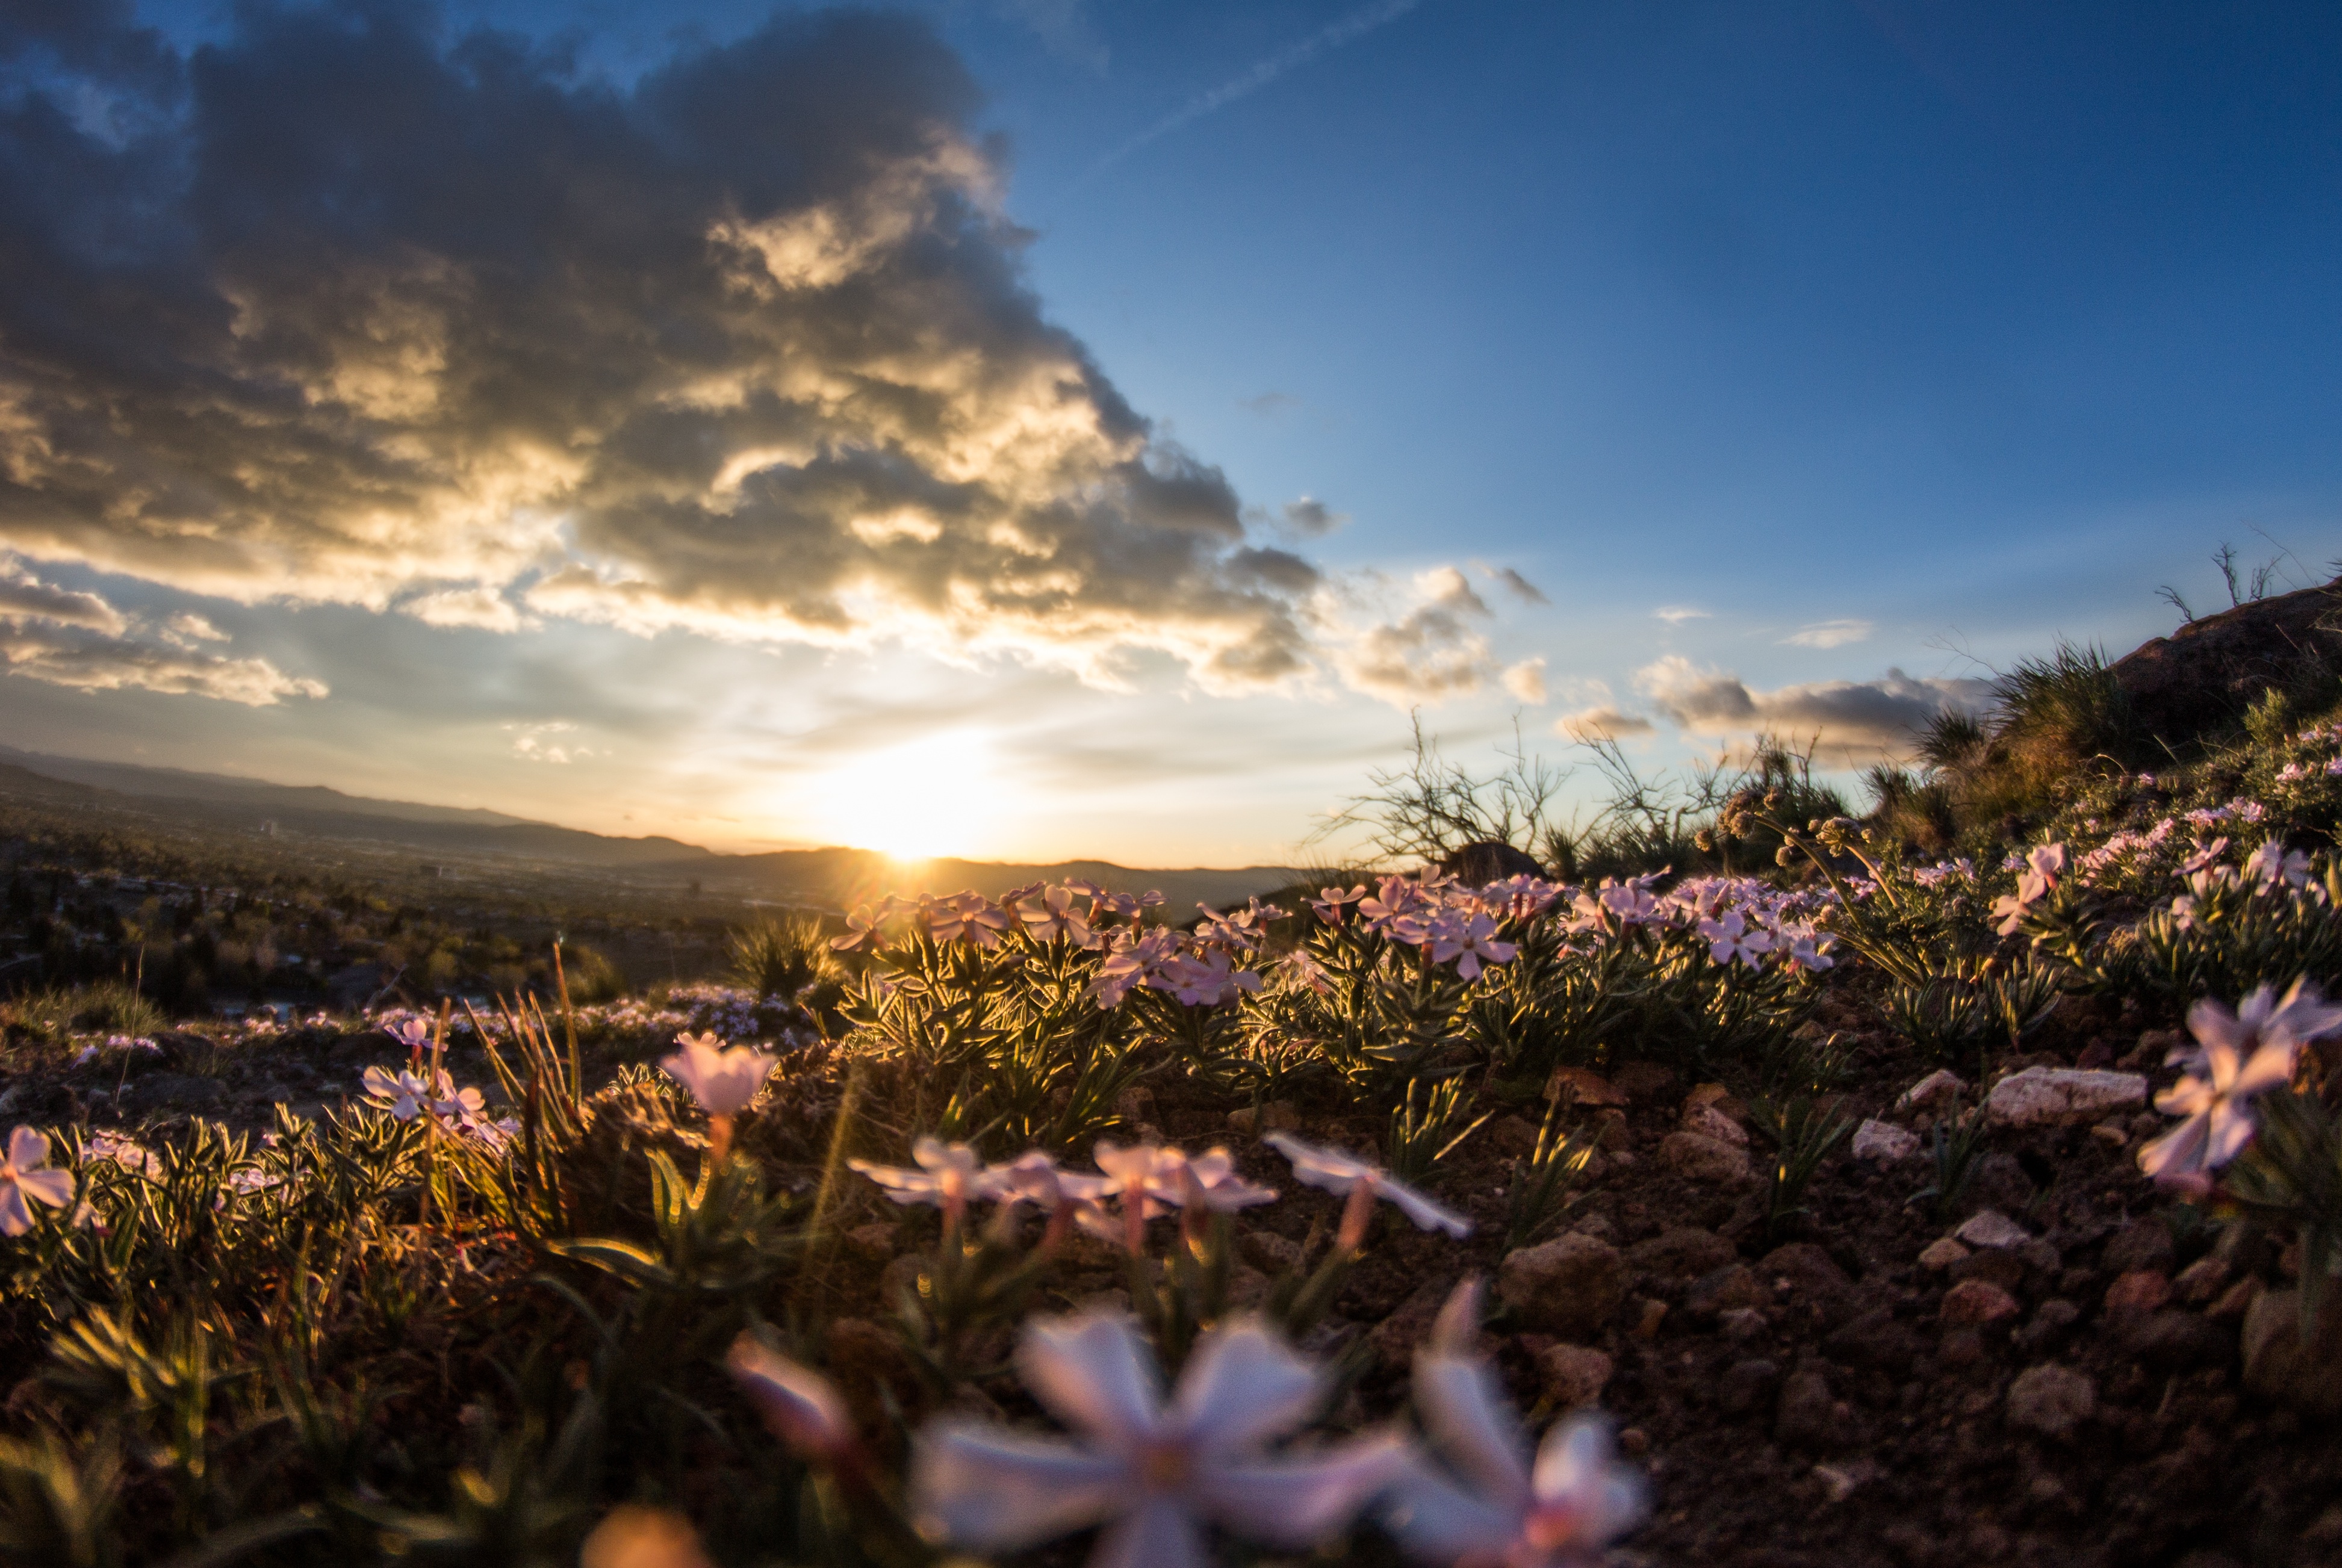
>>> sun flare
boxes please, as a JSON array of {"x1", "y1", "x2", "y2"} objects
[{"x1": 803, "y1": 731, "x2": 1007, "y2": 861}]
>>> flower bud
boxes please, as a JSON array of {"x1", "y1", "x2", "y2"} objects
[
  {"x1": 727, "y1": 1335, "x2": 856, "y2": 1464},
  {"x1": 1775, "y1": 846, "x2": 1797, "y2": 867}
]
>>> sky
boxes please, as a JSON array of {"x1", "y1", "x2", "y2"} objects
[{"x1": 1, "y1": 1, "x2": 2339, "y2": 866}]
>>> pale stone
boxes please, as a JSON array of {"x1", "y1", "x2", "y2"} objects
[
  {"x1": 1896, "y1": 1068, "x2": 1968, "y2": 1111},
  {"x1": 1497, "y1": 1232, "x2": 1629, "y2": 1339},
  {"x1": 1851, "y1": 1118, "x2": 1920, "y2": 1162},
  {"x1": 1658, "y1": 1130, "x2": 1751, "y2": 1185},
  {"x1": 1680, "y1": 1102, "x2": 1750, "y2": 1147},
  {"x1": 1984, "y1": 1067, "x2": 2149, "y2": 1128},
  {"x1": 1545, "y1": 1065, "x2": 1628, "y2": 1107},
  {"x1": 1954, "y1": 1209, "x2": 2031, "y2": 1250},
  {"x1": 2005, "y1": 1364, "x2": 2096, "y2": 1439},
  {"x1": 2241, "y1": 1288, "x2": 2342, "y2": 1415},
  {"x1": 1918, "y1": 1237, "x2": 1971, "y2": 1271},
  {"x1": 1535, "y1": 1342, "x2": 1615, "y2": 1408}
]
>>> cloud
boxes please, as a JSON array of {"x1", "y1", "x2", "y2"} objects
[
  {"x1": 0, "y1": 557, "x2": 323, "y2": 704},
  {"x1": 0, "y1": 6, "x2": 1330, "y2": 698},
  {"x1": 1634, "y1": 655, "x2": 1991, "y2": 760},
  {"x1": 403, "y1": 586, "x2": 537, "y2": 633},
  {"x1": 1784, "y1": 618, "x2": 1874, "y2": 648},
  {"x1": 1337, "y1": 564, "x2": 1496, "y2": 705},
  {"x1": 1486, "y1": 566, "x2": 1549, "y2": 606},
  {"x1": 1556, "y1": 706, "x2": 1654, "y2": 740},
  {"x1": 505, "y1": 720, "x2": 593, "y2": 764},
  {"x1": 1501, "y1": 657, "x2": 1547, "y2": 703},
  {"x1": 1653, "y1": 606, "x2": 1711, "y2": 624},
  {"x1": 991, "y1": 0, "x2": 1107, "y2": 70},
  {"x1": 1281, "y1": 496, "x2": 1347, "y2": 535},
  {"x1": 1242, "y1": 392, "x2": 1300, "y2": 416}
]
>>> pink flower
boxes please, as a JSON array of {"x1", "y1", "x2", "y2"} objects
[
  {"x1": 0, "y1": 1127, "x2": 74, "y2": 1236},
  {"x1": 2138, "y1": 979, "x2": 2342, "y2": 1194},
  {"x1": 1312, "y1": 885, "x2": 1369, "y2": 923},
  {"x1": 659, "y1": 1032, "x2": 776, "y2": 1117},
  {"x1": 1022, "y1": 885, "x2": 1097, "y2": 947},
  {"x1": 727, "y1": 1335, "x2": 858, "y2": 1464},
  {"x1": 910, "y1": 1310, "x2": 1410, "y2": 1568},
  {"x1": 1264, "y1": 1133, "x2": 1471, "y2": 1239},
  {"x1": 849, "y1": 1138, "x2": 1012, "y2": 1213},
  {"x1": 1695, "y1": 910, "x2": 1772, "y2": 968},
  {"x1": 830, "y1": 905, "x2": 881, "y2": 952},
  {"x1": 1429, "y1": 910, "x2": 1518, "y2": 980},
  {"x1": 931, "y1": 893, "x2": 1013, "y2": 948},
  {"x1": 1385, "y1": 1281, "x2": 1646, "y2": 1567}
]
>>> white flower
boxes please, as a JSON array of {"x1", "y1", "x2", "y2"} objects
[
  {"x1": 994, "y1": 1150, "x2": 1116, "y2": 1209},
  {"x1": 1695, "y1": 910, "x2": 1772, "y2": 968},
  {"x1": 849, "y1": 1137, "x2": 1010, "y2": 1210},
  {"x1": 1429, "y1": 910, "x2": 1518, "y2": 980},
  {"x1": 659, "y1": 1032, "x2": 775, "y2": 1117},
  {"x1": 0, "y1": 1127, "x2": 75, "y2": 1236},
  {"x1": 1264, "y1": 1133, "x2": 1471, "y2": 1238},
  {"x1": 911, "y1": 1310, "x2": 1409, "y2": 1568},
  {"x1": 362, "y1": 1064, "x2": 431, "y2": 1120},
  {"x1": 2245, "y1": 839, "x2": 2312, "y2": 890},
  {"x1": 1387, "y1": 1281, "x2": 1646, "y2": 1567},
  {"x1": 2139, "y1": 979, "x2": 2342, "y2": 1194}
]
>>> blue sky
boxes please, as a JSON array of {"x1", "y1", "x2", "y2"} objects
[{"x1": 0, "y1": 1, "x2": 2336, "y2": 864}]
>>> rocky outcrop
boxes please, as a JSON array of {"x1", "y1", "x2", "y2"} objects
[{"x1": 2111, "y1": 578, "x2": 2342, "y2": 743}]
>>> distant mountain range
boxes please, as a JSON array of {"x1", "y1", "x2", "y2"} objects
[{"x1": 0, "y1": 746, "x2": 1309, "y2": 910}]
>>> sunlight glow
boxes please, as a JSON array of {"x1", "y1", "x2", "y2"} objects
[{"x1": 803, "y1": 731, "x2": 1007, "y2": 861}]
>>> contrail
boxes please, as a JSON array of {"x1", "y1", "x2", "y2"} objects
[{"x1": 1085, "y1": 0, "x2": 1425, "y2": 178}]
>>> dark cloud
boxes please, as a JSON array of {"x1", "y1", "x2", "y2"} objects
[
  {"x1": 1280, "y1": 495, "x2": 1347, "y2": 535},
  {"x1": 1635, "y1": 656, "x2": 1991, "y2": 760},
  {"x1": 0, "y1": 2, "x2": 1320, "y2": 691},
  {"x1": 0, "y1": 556, "x2": 322, "y2": 704},
  {"x1": 1489, "y1": 566, "x2": 1549, "y2": 605}
]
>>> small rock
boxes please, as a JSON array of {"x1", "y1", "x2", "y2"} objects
[
  {"x1": 1535, "y1": 1342, "x2": 1614, "y2": 1408},
  {"x1": 1775, "y1": 1366, "x2": 1839, "y2": 1446},
  {"x1": 1940, "y1": 1278, "x2": 2021, "y2": 1328},
  {"x1": 1984, "y1": 1067, "x2": 2149, "y2": 1128},
  {"x1": 2101, "y1": 1219, "x2": 2175, "y2": 1276},
  {"x1": 2118, "y1": 1308, "x2": 2231, "y2": 1370},
  {"x1": 1497, "y1": 1232, "x2": 1629, "y2": 1339},
  {"x1": 1918, "y1": 1237, "x2": 1971, "y2": 1271},
  {"x1": 1760, "y1": 1243, "x2": 1853, "y2": 1303},
  {"x1": 1718, "y1": 1307, "x2": 1769, "y2": 1341},
  {"x1": 2005, "y1": 1363, "x2": 2096, "y2": 1440},
  {"x1": 1612, "y1": 1061, "x2": 1679, "y2": 1102},
  {"x1": 1546, "y1": 1066, "x2": 1628, "y2": 1108},
  {"x1": 2238, "y1": 1291, "x2": 2340, "y2": 1407},
  {"x1": 1685, "y1": 1081, "x2": 1737, "y2": 1111},
  {"x1": 1686, "y1": 1264, "x2": 1766, "y2": 1318},
  {"x1": 1826, "y1": 1308, "x2": 1921, "y2": 1374},
  {"x1": 1226, "y1": 1100, "x2": 1300, "y2": 1135},
  {"x1": 1368, "y1": 1280, "x2": 1454, "y2": 1369},
  {"x1": 1659, "y1": 1131, "x2": 1751, "y2": 1185},
  {"x1": 2207, "y1": 1277, "x2": 2260, "y2": 1322},
  {"x1": 843, "y1": 1221, "x2": 897, "y2": 1262},
  {"x1": 1938, "y1": 1327, "x2": 1988, "y2": 1367},
  {"x1": 1954, "y1": 1210, "x2": 2032, "y2": 1250},
  {"x1": 1851, "y1": 1118, "x2": 1920, "y2": 1162},
  {"x1": 1569, "y1": 1212, "x2": 1618, "y2": 1244},
  {"x1": 2103, "y1": 1269, "x2": 2172, "y2": 1316},
  {"x1": 1593, "y1": 1109, "x2": 1633, "y2": 1150},
  {"x1": 1949, "y1": 1247, "x2": 2026, "y2": 1294},
  {"x1": 2012, "y1": 1298, "x2": 2081, "y2": 1354},
  {"x1": 1629, "y1": 1297, "x2": 1668, "y2": 1339},
  {"x1": 2090, "y1": 1120, "x2": 2129, "y2": 1149},
  {"x1": 1896, "y1": 1068, "x2": 1969, "y2": 1111},
  {"x1": 1616, "y1": 1427, "x2": 1649, "y2": 1455},
  {"x1": 1966, "y1": 1151, "x2": 2037, "y2": 1215},
  {"x1": 1680, "y1": 1102, "x2": 1749, "y2": 1147},
  {"x1": 1718, "y1": 1357, "x2": 1779, "y2": 1416},
  {"x1": 1813, "y1": 1460, "x2": 1877, "y2": 1504},
  {"x1": 1627, "y1": 1226, "x2": 1738, "y2": 1281}
]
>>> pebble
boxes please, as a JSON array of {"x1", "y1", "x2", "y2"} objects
[
  {"x1": 1984, "y1": 1066, "x2": 2149, "y2": 1128},
  {"x1": 2173, "y1": 1254, "x2": 2229, "y2": 1304},
  {"x1": 1918, "y1": 1237, "x2": 1971, "y2": 1271},
  {"x1": 2012, "y1": 1298, "x2": 2081, "y2": 1354},
  {"x1": 1226, "y1": 1101, "x2": 1299, "y2": 1135},
  {"x1": 1940, "y1": 1278, "x2": 2021, "y2": 1328},
  {"x1": 1686, "y1": 1263, "x2": 1766, "y2": 1318},
  {"x1": 1954, "y1": 1209, "x2": 2032, "y2": 1250},
  {"x1": 1535, "y1": 1342, "x2": 1614, "y2": 1408},
  {"x1": 1659, "y1": 1130, "x2": 1751, "y2": 1185},
  {"x1": 2090, "y1": 1120, "x2": 2129, "y2": 1149},
  {"x1": 1546, "y1": 1066, "x2": 1628, "y2": 1107},
  {"x1": 2005, "y1": 1363, "x2": 2096, "y2": 1439},
  {"x1": 1896, "y1": 1068, "x2": 1968, "y2": 1111},
  {"x1": 1613, "y1": 1061, "x2": 1679, "y2": 1102},
  {"x1": 1681, "y1": 1102, "x2": 1750, "y2": 1147},
  {"x1": 1851, "y1": 1118, "x2": 1920, "y2": 1162},
  {"x1": 1718, "y1": 1307, "x2": 1770, "y2": 1341},
  {"x1": 1496, "y1": 1232, "x2": 1628, "y2": 1339},
  {"x1": 1774, "y1": 1366, "x2": 1839, "y2": 1446},
  {"x1": 2104, "y1": 1269, "x2": 2172, "y2": 1316}
]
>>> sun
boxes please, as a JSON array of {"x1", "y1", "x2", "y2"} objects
[{"x1": 804, "y1": 731, "x2": 1008, "y2": 861}]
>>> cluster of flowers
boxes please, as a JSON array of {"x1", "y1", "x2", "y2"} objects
[
  {"x1": 359, "y1": 1064, "x2": 518, "y2": 1149},
  {"x1": 1910, "y1": 857, "x2": 1980, "y2": 888},
  {"x1": 727, "y1": 1134, "x2": 1642, "y2": 1568},
  {"x1": 2138, "y1": 979, "x2": 2342, "y2": 1194},
  {"x1": 833, "y1": 881, "x2": 1169, "y2": 956},
  {"x1": 846, "y1": 1128, "x2": 1471, "y2": 1246},
  {"x1": 69, "y1": 1035, "x2": 161, "y2": 1067}
]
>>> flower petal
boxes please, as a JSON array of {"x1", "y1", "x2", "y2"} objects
[
  {"x1": 2202, "y1": 1101, "x2": 2260, "y2": 1168},
  {"x1": 1381, "y1": 1464, "x2": 1528, "y2": 1565},
  {"x1": 1167, "y1": 1317, "x2": 1321, "y2": 1452},
  {"x1": 909, "y1": 1421, "x2": 1129, "y2": 1552},
  {"x1": 1086, "y1": 1499, "x2": 1210, "y2": 1568},
  {"x1": 2137, "y1": 1112, "x2": 2211, "y2": 1182},
  {"x1": 5, "y1": 1126, "x2": 46, "y2": 1172},
  {"x1": 1374, "y1": 1173, "x2": 1473, "y2": 1237},
  {"x1": 15, "y1": 1168, "x2": 72, "y2": 1210},
  {"x1": 2231, "y1": 1040, "x2": 2299, "y2": 1100},
  {"x1": 0, "y1": 1184, "x2": 30, "y2": 1237},
  {"x1": 1412, "y1": 1353, "x2": 1530, "y2": 1507},
  {"x1": 726, "y1": 1335, "x2": 853, "y2": 1458},
  {"x1": 2185, "y1": 996, "x2": 2250, "y2": 1060},
  {"x1": 1018, "y1": 1311, "x2": 1163, "y2": 1445},
  {"x1": 1531, "y1": 1416, "x2": 1647, "y2": 1540},
  {"x1": 1194, "y1": 1433, "x2": 1413, "y2": 1548}
]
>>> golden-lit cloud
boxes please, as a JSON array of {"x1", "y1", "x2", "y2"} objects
[
  {"x1": 0, "y1": 557, "x2": 323, "y2": 705},
  {"x1": 0, "y1": 7, "x2": 1327, "y2": 695},
  {"x1": 1633, "y1": 655, "x2": 1989, "y2": 761}
]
